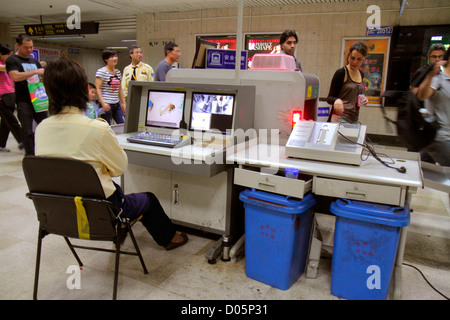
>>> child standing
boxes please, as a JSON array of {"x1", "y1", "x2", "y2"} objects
[{"x1": 85, "y1": 83, "x2": 103, "y2": 119}]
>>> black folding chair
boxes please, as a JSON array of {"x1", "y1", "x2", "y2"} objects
[{"x1": 23, "y1": 156, "x2": 148, "y2": 300}]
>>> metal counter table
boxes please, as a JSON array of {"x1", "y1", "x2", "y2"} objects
[
  {"x1": 117, "y1": 133, "x2": 244, "y2": 263},
  {"x1": 227, "y1": 142, "x2": 423, "y2": 299}
]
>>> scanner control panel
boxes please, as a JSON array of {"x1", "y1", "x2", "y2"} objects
[{"x1": 285, "y1": 121, "x2": 367, "y2": 165}]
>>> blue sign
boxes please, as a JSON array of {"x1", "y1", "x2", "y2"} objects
[
  {"x1": 366, "y1": 26, "x2": 393, "y2": 37},
  {"x1": 30, "y1": 49, "x2": 39, "y2": 60},
  {"x1": 206, "y1": 49, "x2": 247, "y2": 70},
  {"x1": 317, "y1": 106, "x2": 330, "y2": 117}
]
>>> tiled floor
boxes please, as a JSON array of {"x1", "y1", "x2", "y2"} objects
[{"x1": 1, "y1": 135, "x2": 449, "y2": 302}]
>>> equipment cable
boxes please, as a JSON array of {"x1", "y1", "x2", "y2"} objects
[
  {"x1": 337, "y1": 125, "x2": 407, "y2": 173},
  {"x1": 402, "y1": 263, "x2": 449, "y2": 300}
]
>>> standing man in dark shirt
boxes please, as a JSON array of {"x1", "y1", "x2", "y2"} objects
[
  {"x1": 154, "y1": 42, "x2": 181, "y2": 81},
  {"x1": 6, "y1": 34, "x2": 47, "y2": 156}
]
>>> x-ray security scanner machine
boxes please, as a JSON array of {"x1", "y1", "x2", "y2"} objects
[{"x1": 118, "y1": 80, "x2": 256, "y2": 262}]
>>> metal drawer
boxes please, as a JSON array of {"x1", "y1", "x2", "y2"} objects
[
  {"x1": 313, "y1": 176, "x2": 405, "y2": 206},
  {"x1": 234, "y1": 168, "x2": 312, "y2": 198}
]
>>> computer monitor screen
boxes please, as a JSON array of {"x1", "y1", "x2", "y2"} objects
[
  {"x1": 145, "y1": 90, "x2": 185, "y2": 129},
  {"x1": 190, "y1": 92, "x2": 235, "y2": 134}
]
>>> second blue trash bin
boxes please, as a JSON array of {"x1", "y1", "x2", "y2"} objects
[
  {"x1": 330, "y1": 199, "x2": 410, "y2": 300},
  {"x1": 240, "y1": 189, "x2": 316, "y2": 290}
]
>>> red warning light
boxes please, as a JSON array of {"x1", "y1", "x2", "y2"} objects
[{"x1": 292, "y1": 110, "x2": 302, "y2": 127}]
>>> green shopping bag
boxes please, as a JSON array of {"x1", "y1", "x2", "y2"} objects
[{"x1": 28, "y1": 82, "x2": 49, "y2": 112}]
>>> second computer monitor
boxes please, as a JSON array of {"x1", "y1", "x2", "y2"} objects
[{"x1": 189, "y1": 92, "x2": 235, "y2": 134}]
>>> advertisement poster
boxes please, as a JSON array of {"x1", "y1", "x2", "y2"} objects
[
  {"x1": 38, "y1": 48, "x2": 61, "y2": 61},
  {"x1": 196, "y1": 34, "x2": 283, "y2": 68},
  {"x1": 342, "y1": 38, "x2": 390, "y2": 105},
  {"x1": 196, "y1": 35, "x2": 237, "y2": 50},
  {"x1": 245, "y1": 33, "x2": 282, "y2": 68}
]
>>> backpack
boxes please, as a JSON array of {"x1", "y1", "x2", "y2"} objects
[{"x1": 381, "y1": 90, "x2": 439, "y2": 152}]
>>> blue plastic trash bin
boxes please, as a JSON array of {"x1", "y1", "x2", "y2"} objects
[
  {"x1": 240, "y1": 189, "x2": 316, "y2": 290},
  {"x1": 330, "y1": 199, "x2": 410, "y2": 300}
]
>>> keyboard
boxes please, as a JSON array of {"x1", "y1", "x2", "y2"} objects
[{"x1": 127, "y1": 131, "x2": 190, "y2": 148}]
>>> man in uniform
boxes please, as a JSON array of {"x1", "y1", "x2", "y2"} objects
[{"x1": 122, "y1": 45, "x2": 154, "y2": 100}]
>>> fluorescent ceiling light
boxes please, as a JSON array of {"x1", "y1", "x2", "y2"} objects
[
  {"x1": 121, "y1": 39, "x2": 137, "y2": 42},
  {"x1": 106, "y1": 46, "x2": 128, "y2": 49}
]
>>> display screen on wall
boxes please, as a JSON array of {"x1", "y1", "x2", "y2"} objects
[
  {"x1": 430, "y1": 35, "x2": 450, "y2": 51},
  {"x1": 194, "y1": 35, "x2": 237, "y2": 68},
  {"x1": 244, "y1": 33, "x2": 281, "y2": 68},
  {"x1": 195, "y1": 35, "x2": 236, "y2": 50},
  {"x1": 342, "y1": 38, "x2": 390, "y2": 105},
  {"x1": 196, "y1": 34, "x2": 282, "y2": 69}
]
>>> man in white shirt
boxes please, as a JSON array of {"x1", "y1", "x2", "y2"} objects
[
  {"x1": 121, "y1": 45, "x2": 154, "y2": 100},
  {"x1": 417, "y1": 48, "x2": 450, "y2": 166}
]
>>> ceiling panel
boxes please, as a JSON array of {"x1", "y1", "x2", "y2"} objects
[{"x1": 1, "y1": 0, "x2": 362, "y2": 50}]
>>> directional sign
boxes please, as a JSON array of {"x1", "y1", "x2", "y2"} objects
[
  {"x1": 206, "y1": 49, "x2": 247, "y2": 70},
  {"x1": 24, "y1": 22, "x2": 99, "y2": 37}
]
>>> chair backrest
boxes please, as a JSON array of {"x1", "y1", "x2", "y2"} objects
[
  {"x1": 23, "y1": 156, "x2": 106, "y2": 198},
  {"x1": 23, "y1": 156, "x2": 118, "y2": 241}
]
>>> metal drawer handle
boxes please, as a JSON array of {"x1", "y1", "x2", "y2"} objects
[
  {"x1": 259, "y1": 181, "x2": 276, "y2": 189},
  {"x1": 345, "y1": 191, "x2": 366, "y2": 200},
  {"x1": 173, "y1": 184, "x2": 179, "y2": 205}
]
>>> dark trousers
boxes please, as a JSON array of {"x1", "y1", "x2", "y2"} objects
[
  {"x1": 0, "y1": 94, "x2": 22, "y2": 148},
  {"x1": 107, "y1": 183, "x2": 176, "y2": 247},
  {"x1": 17, "y1": 101, "x2": 48, "y2": 156},
  {"x1": 100, "y1": 102, "x2": 124, "y2": 125}
]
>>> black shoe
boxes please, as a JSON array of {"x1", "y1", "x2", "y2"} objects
[{"x1": 164, "y1": 233, "x2": 188, "y2": 251}]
